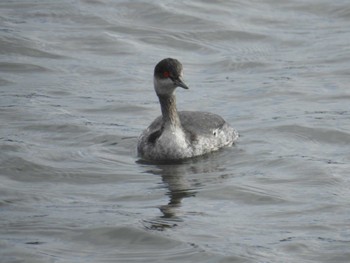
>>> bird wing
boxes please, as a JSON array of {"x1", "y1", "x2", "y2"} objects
[{"x1": 178, "y1": 111, "x2": 226, "y2": 136}]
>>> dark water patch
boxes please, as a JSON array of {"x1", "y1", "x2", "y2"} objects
[{"x1": 0, "y1": 62, "x2": 50, "y2": 73}]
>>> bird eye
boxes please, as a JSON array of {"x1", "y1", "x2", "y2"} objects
[{"x1": 163, "y1": 71, "x2": 170, "y2": 78}]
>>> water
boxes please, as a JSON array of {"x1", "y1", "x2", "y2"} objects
[{"x1": 1, "y1": 0, "x2": 350, "y2": 262}]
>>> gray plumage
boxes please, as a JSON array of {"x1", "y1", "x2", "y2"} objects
[{"x1": 137, "y1": 58, "x2": 238, "y2": 162}]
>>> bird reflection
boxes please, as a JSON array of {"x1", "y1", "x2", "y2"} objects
[
  {"x1": 141, "y1": 152, "x2": 228, "y2": 231},
  {"x1": 159, "y1": 166, "x2": 197, "y2": 219}
]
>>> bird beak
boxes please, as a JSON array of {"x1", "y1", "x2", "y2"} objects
[{"x1": 173, "y1": 76, "x2": 189, "y2": 89}]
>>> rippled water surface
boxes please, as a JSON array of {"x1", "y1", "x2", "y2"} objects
[{"x1": 1, "y1": 1, "x2": 350, "y2": 262}]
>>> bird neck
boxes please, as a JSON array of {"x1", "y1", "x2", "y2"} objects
[{"x1": 158, "y1": 94, "x2": 182, "y2": 128}]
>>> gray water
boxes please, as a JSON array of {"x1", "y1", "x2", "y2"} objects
[{"x1": 1, "y1": 0, "x2": 350, "y2": 262}]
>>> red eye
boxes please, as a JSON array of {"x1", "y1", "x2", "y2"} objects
[{"x1": 163, "y1": 71, "x2": 170, "y2": 78}]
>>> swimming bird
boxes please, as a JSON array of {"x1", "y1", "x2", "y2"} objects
[{"x1": 137, "y1": 58, "x2": 238, "y2": 162}]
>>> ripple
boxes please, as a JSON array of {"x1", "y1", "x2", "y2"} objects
[
  {"x1": 0, "y1": 37, "x2": 65, "y2": 59},
  {"x1": 34, "y1": 226, "x2": 232, "y2": 262},
  {"x1": 275, "y1": 124, "x2": 350, "y2": 146},
  {"x1": 0, "y1": 62, "x2": 50, "y2": 73}
]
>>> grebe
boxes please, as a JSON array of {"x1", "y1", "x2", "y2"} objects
[{"x1": 137, "y1": 58, "x2": 238, "y2": 162}]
